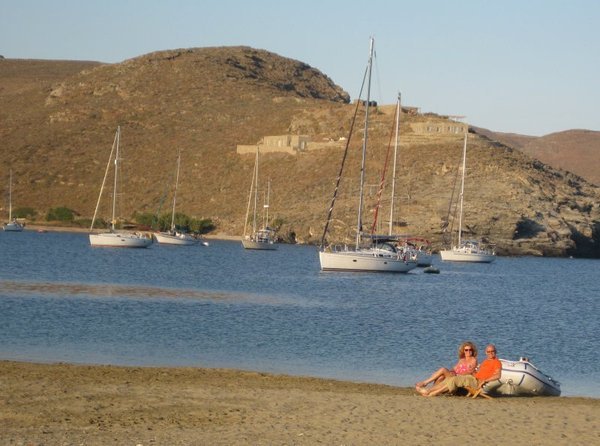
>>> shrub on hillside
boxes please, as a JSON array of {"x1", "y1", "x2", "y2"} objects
[
  {"x1": 46, "y1": 206, "x2": 77, "y2": 222},
  {"x1": 191, "y1": 218, "x2": 215, "y2": 234},
  {"x1": 133, "y1": 212, "x2": 157, "y2": 228},
  {"x1": 133, "y1": 211, "x2": 214, "y2": 234},
  {"x1": 13, "y1": 207, "x2": 36, "y2": 219}
]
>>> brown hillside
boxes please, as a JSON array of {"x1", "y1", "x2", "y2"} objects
[
  {"x1": 1, "y1": 48, "x2": 599, "y2": 258},
  {"x1": 473, "y1": 127, "x2": 600, "y2": 186},
  {"x1": 520, "y1": 130, "x2": 600, "y2": 186}
]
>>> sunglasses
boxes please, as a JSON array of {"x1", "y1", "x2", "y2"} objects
[
  {"x1": 464, "y1": 348, "x2": 473, "y2": 352},
  {"x1": 486, "y1": 350, "x2": 496, "y2": 353}
]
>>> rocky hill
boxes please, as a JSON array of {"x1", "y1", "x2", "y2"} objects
[{"x1": 1, "y1": 47, "x2": 599, "y2": 258}]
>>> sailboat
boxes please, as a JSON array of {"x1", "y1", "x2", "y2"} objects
[
  {"x1": 318, "y1": 38, "x2": 416, "y2": 273},
  {"x1": 379, "y1": 93, "x2": 432, "y2": 267},
  {"x1": 3, "y1": 169, "x2": 24, "y2": 232},
  {"x1": 154, "y1": 151, "x2": 198, "y2": 246},
  {"x1": 89, "y1": 127, "x2": 152, "y2": 248},
  {"x1": 440, "y1": 133, "x2": 495, "y2": 262},
  {"x1": 241, "y1": 148, "x2": 277, "y2": 250}
]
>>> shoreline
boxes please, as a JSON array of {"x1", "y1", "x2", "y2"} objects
[
  {"x1": 1, "y1": 360, "x2": 598, "y2": 445},
  {"x1": 19, "y1": 224, "x2": 600, "y2": 257}
]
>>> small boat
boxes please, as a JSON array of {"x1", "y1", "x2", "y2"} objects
[
  {"x1": 3, "y1": 169, "x2": 25, "y2": 232},
  {"x1": 484, "y1": 357, "x2": 561, "y2": 396},
  {"x1": 89, "y1": 127, "x2": 152, "y2": 248},
  {"x1": 154, "y1": 150, "x2": 197, "y2": 246},
  {"x1": 423, "y1": 266, "x2": 440, "y2": 274},
  {"x1": 3, "y1": 219, "x2": 24, "y2": 232},
  {"x1": 440, "y1": 134, "x2": 495, "y2": 263}
]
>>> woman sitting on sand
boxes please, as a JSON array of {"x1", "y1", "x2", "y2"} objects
[{"x1": 415, "y1": 341, "x2": 478, "y2": 393}]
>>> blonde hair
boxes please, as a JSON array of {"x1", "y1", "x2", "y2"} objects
[{"x1": 458, "y1": 341, "x2": 478, "y2": 359}]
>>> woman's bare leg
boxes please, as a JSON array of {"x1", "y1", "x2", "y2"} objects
[{"x1": 415, "y1": 367, "x2": 453, "y2": 388}]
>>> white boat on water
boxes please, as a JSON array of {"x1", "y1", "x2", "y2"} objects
[
  {"x1": 3, "y1": 169, "x2": 24, "y2": 232},
  {"x1": 154, "y1": 231, "x2": 197, "y2": 246},
  {"x1": 154, "y1": 150, "x2": 197, "y2": 246},
  {"x1": 484, "y1": 357, "x2": 561, "y2": 397},
  {"x1": 3, "y1": 220, "x2": 24, "y2": 232},
  {"x1": 89, "y1": 127, "x2": 152, "y2": 248},
  {"x1": 318, "y1": 38, "x2": 416, "y2": 273},
  {"x1": 440, "y1": 133, "x2": 495, "y2": 263},
  {"x1": 242, "y1": 228, "x2": 276, "y2": 250},
  {"x1": 441, "y1": 239, "x2": 495, "y2": 263},
  {"x1": 89, "y1": 231, "x2": 152, "y2": 248},
  {"x1": 320, "y1": 240, "x2": 415, "y2": 272},
  {"x1": 241, "y1": 148, "x2": 277, "y2": 250}
]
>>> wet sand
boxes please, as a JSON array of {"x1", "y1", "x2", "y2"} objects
[{"x1": 1, "y1": 361, "x2": 598, "y2": 445}]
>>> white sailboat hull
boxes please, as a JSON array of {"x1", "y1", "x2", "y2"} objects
[
  {"x1": 154, "y1": 232, "x2": 197, "y2": 246},
  {"x1": 484, "y1": 358, "x2": 561, "y2": 397},
  {"x1": 319, "y1": 250, "x2": 417, "y2": 273},
  {"x1": 89, "y1": 232, "x2": 152, "y2": 248},
  {"x1": 3, "y1": 221, "x2": 24, "y2": 232},
  {"x1": 242, "y1": 238, "x2": 277, "y2": 250},
  {"x1": 440, "y1": 248, "x2": 495, "y2": 263}
]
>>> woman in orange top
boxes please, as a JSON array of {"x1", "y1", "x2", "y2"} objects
[{"x1": 415, "y1": 341, "x2": 478, "y2": 392}]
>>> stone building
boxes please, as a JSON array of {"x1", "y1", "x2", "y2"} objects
[
  {"x1": 237, "y1": 135, "x2": 311, "y2": 155},
  {"x1": 409, "y1": 121, "x2": 468, "y2": 135}
]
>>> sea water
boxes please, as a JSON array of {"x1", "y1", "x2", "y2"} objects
[{"x1": 0, "y1": 230, "x2": 598, "y2": 397}]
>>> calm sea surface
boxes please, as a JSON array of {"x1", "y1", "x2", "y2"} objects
[{"x1": 0, "y1": 230, "x2": 598, "y2": 397}]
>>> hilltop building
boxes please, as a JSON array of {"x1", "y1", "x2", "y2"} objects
[
  {"x1": 236, "y1": 110, "x2": 468, "y2": 155},
  {"x1": 409, "y1": 121, "x2": 468, "y2": 135},
  {"x1": 237, "y1": 135, "x2": 345, "y2": 155}
]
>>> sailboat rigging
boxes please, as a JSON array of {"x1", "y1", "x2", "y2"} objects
[
  {"x1": 242, "y1": 148, "x2": 277, "y2": 250},
  {"x1": 3, "y1": 169, "x2": 24, "y2": 232},
  {"x1": 89, "y1": 126, "x2": 152, "y2": 248},
  {"x1": 439, "y1": 133, "x2": 495, "y2": 262},
  {"x1": 154, "y1": 150, "x2": 199, "y2": 246},
  {"x1": 318, "y1": 38, "x2": 416, "y2": 273},
  {"x1": 380, "y1": 94, "x2": 433, "y2": 267}
]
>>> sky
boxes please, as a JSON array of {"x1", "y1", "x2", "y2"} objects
[{"x1": 2, "y1": 0, "x2": 599, "y2": 136}]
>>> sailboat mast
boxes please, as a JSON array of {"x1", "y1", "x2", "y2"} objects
[
  {"x1": 111, "y1": 126, "x2": 121, "y2": 232},
  {"x1": 457, "y1": 133, "x2": 467, "y2": 247},
  {"x1": 243, "y1": 153, "x2": 256, "y2": 238},
  {"x1": 252, "y1": 148, "x2": 259, "y2": 235},
  {"x1": 170, "y1": 150, "x2": 181, "y2": 232},
  {"x1": 90, "y1": 128, "x2": 119, "y2": 231},
  {"x1": 356, "y1": 37, "x2": 374, "y2": 249},
  {"x1": 8, "y1": 169, "x2": 12, "y2": 221},
  {"x1": 388, "y1": 92, "x2": 401, "y2": 235},
  {"x1": 264, "y1": 178, "x2": 271, "y2": 229}
]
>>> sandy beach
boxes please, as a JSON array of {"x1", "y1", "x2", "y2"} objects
[{"x1": 1, "y1": 361, "x2": 598, "y2": 445}]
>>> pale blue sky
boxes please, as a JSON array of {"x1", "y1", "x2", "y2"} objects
[{"x1": 2, "y1": 0, "x2": 598, "y2": 136}]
